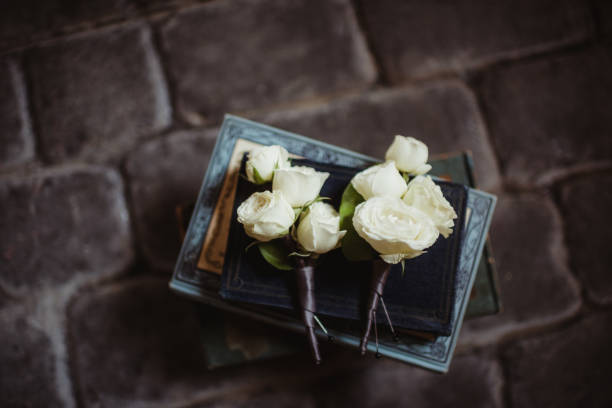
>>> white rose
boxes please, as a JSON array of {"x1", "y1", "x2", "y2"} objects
[
  {"x1": 237, "y1": 190, "x2": 295, "y2": 242},
  {"x1": 385, "y1": 135, "x2": 432, "y2": 175},
  {"x1": 352, "y1": 196, "x2": 439, "y2": 264},
  {"x1": 245, "y1": 145, "x2": 290, "y2": 184},
  {"x1": 402, "y1": 175, "x2": 458, "y2": 238},
  {"x1": 273, "y1": 166, "x2": 329, "y2": 207},
  {"x1": 297, "y1": 202, "x2": 347, "y2": 254},
  {"x1": 351, "y1": 161, "x2": 407, "y2": 200}
]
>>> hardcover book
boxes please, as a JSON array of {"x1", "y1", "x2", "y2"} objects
[{"x1": 170, "y1": 115, "x2": 496, "y2": 372}]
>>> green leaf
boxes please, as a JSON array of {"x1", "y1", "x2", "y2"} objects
[
  {"x1": 258, "y1": 240, "x2": 293, "y2": 271},
  {"x1": 338, "y1": 183, "x2": 377, "y2": 261}
]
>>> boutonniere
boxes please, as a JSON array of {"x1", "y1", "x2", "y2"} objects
[
  {"x1": 236, "y1": 145, "x2": 346, "y2": 364},
  {"x1": 339, "y1": 136, "x2": 458, "y2": 355}
]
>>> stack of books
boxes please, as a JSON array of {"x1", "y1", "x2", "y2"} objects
[{"x1": 170, "y1": 115, "x2": 499, "y2": 373}]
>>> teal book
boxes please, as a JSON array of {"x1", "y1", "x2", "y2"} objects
[{"x1": 170, "y1": 115, "x2": 497, "y2": 372}]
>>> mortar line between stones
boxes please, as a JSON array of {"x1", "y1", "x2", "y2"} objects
[
  {"x1": 118, "y1": 156, "x2": 153, "y2": 274},
  {"x1": 16, "y1": 50, "x2": 47, "y2": 165},
  {"x1": 549, "y1": 173, "x2": 612, "y2": 309},
  {"x1": 349, "y1": 0, "x2": 389, "y2": 86},
  {"x1": 148, "y1": 17, "x2": 182, "y2": 129},
  {"x1": 497, "y1": 343, "x2": 514, "y2": 408},
  {"x1": 464, "y1": 75, "x2": 507, "y2": 192},
  {"x1": 0, "y1": 0, "x2": 212, "y2": 56}
]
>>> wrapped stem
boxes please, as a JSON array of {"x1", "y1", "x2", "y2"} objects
[
  {"x1": 360, "y1": 259, "x2": 391, "y2": 355},
  {"x1": 295, "y1": 257, "x2": 321, "y2": 364}
]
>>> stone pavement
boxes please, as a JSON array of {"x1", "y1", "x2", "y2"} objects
[{"x1": 1, "y1": 0, "x2": 611, "y2": 407}]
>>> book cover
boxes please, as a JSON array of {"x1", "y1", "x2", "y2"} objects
[{"x1": 170, "y1": 115, "x2": 496, "y2": 372}]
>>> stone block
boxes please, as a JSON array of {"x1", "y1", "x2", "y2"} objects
[
  {"x1": 260, "y1": 80, "x2": 500, "y2": 190},
  {"x1": 505, "y1": 311, "x2": 612, "y2": 407},
  {"x1": 593, "y1": 0, "x2": 612, "y2": 38},
  {"x1": 479, "y1": 46, "x2": 612, "y2": 187},
  {"x1": 0, "y1": 0, "x2": 133, "y2": 51},
  {"x1": 357, "y1": 0, "x2": 592, "y2": 81},
  {"x1": 312, "y1": 352, "x2": 502, "y2": 408},
  {"x1": 0, "y1": 309, "x2": 63, "y2": 408},
  {"x1": 68, "y1": 278, "x2": 333, "y2": 407},
  {"x1": 0, "y1": 166, "x2": 132, "y2": 292},
  {"x1": 0, "y1": 57, "x2": 34, "y2": 168},
  {"x1": 195, "y1": 390, "x2": 318, "y2": 408},
  {"x1": 26, "y1": 22, "x2": 171, "y2": 163},
  {"x1": 161, "y1": 0, "x2": 376, "y2": 124},
  {"x1": 558, "y1": 171, "x2": 612, "y2": 304},
  {"x1": 460, "y1": 193, "x2": 581, "y2": 347},
  {"x1": 124, "y1": 129, "x2": 217, "y2": 270}
]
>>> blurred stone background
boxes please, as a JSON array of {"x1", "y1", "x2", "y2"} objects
[{"x1": 1, "y1": 0, "x2": 611, "y2": 407}]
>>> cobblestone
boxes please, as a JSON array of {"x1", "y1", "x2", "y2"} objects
[
  {"x1": 125, "y1": 129, "x2": 217, "y2": 270},
  {"x1": 313, "y1": 352, "x2": 502, "y2": 408},
  {"x1": 558, "y1": 171, "x2": 612, "y2": 305},
  {"x1": 27, "y1": 22, "x2": 171, "y2": 163},
  {"x1": 68, "y1": 278, "x2": 332, "y2": 407},
  {"x1": 0, "y1": 57, "x2": 35, "y2": 168},
  {"x1": 593, "y1": 0, "x2": 612, "y2": 38},
  {"x1": 357, "y1": 0, "x2": 592, "y2": 82},
  {"x1": 0, "y1": 0, "x2": 610, "y2": 405},
  {"x1": 0, "y1": 308, "x2": 63, "y2": 408},
  {"x1": 0, "y1": 0, "x2": 129, "y2": 51},
  {"x1": 460, "y1": 193, "x2": 581, "y2": 347},
  {"x1": 505, "y1": 311, "x2": 612, "y2": 407},
  {"x1": 194, "y1": 390, "x2": 318, "y2": 408},
  {"x1": 0, "y1": 166, "x2": 132, "y2": 292},
  {"x1": 0, "y1": 0, "x2": 185, "y2": 52},
  {"x1": 161, "y1": 0, "x2": 376, "y2": 124},
  {"x1": 479, "y1": 46, "x2": 612, "y2": 187},
  {"x1": 260, "y1": 80, "x2": 500, "y2": 190}
]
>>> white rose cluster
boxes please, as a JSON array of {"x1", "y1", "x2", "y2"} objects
[
  {"x1": 237, "y1": 190, "x2": 294, "y2": 242},
  {"x1": 353, "y1": 196, "x2": 439, "y2": 264},
  {"x1": 245, "y1": 145, "x2": 290, "y2": 184},
  {"x1": 273, "y1": 166, "x2": 329, "y2": 207},
  {"x1": 403, "y1": 175, "x2": 457, "y2": 238},
  {"x1": 297, "y1": 202, "x2": 346, "y2": 254},
  {"x1": 351, "y1": 135, "x2": 457, "y2": 264},
  {"x1": 237, "y1": 145, "x2": 345, "y2": 254}
]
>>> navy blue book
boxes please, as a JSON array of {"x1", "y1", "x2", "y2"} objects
[{"x1": 219, "y1": 156, "x2": 468, "y2": 336}]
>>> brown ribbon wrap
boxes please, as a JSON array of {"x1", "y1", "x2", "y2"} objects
[
  {"x1": 296, "y1": 257, "x2": 321, "y2": 364},
  {"x1": 360, "y1": 259, "x2": 391, "y2": 355}
]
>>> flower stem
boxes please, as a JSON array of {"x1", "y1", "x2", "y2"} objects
[
  {"x1": 360, "y1": 259, "x2": 391, "y2": 355},
  {"x1": 295, "y1": 257, "x2": 321, "y2": 365}
]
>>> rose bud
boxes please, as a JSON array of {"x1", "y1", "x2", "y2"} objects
[
  {"x1": 350, "y1": 161, "x2": 407, "y2": 200},
  {"x1": 237, "y1": 190, "x2": 295, "y2": 241},
  {"x1": 384, "y1": 135, "x2": 432, "y2": 175},
  {"x1": 297, "y1": 202, "x2": 346, "y2": 254},
  {"x1": 352, "y1": 196, "x2": 439, "y2": 264},
  {"x1": 403, "y1": 175, "x2": 458, "y2": 238},
  {"x1": 245, "y1": 145, "x2": 290, "y2": 184},
  {"x1": 273, "y1": 166, "x2": 329, "y2": 207}
]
